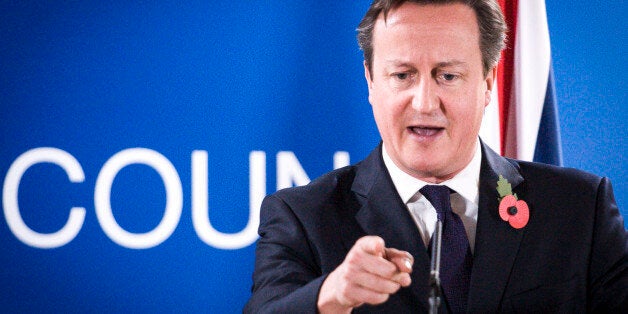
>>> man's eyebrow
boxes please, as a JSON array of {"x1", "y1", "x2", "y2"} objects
[
  {"x1": 382, "y1": 60, "x2": 469, "y2": 68},
  {"x1": 383, "y1": 60, "x2": 414, "y2": 67},
  {"x1": 435, "y1": 60, "x2": 468, "y2": 68}
]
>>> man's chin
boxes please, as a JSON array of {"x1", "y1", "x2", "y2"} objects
[{"x1": 401, "y1": 161, "x2": 454, "y2": 183}]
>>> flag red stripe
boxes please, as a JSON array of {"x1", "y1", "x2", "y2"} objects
[{"x1": 497, "y1": 0, "x2": 518, "y2": 155}]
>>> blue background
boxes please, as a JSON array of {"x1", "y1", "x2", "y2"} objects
[{"x1": 1, "y1": 1, "x2": 625, "y2": 312}]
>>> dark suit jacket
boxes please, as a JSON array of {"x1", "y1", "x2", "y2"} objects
[{"x1": 245, "y1": 142, "x2": 627, "y2": 313}]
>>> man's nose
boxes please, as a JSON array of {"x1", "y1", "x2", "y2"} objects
[{"x1": 411, "y1": 79, "x2": 439, "y2": 113}]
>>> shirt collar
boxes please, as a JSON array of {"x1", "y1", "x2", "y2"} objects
[{"x1": 382, "y1": 140, "x2": 481, "y2": 205}]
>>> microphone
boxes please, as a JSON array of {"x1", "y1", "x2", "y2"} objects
[{"x1": 429, "y1": 220, "x2": 443, "y2": 314}]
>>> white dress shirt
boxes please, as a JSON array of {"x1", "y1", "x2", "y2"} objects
[{"x1": 382, "y1": 141, "x2": 481, "y2": 252}]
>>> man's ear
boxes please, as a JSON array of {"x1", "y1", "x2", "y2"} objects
[
  {"x1": 364, "y1": 61, "x2": 373, "y2": 91},
  {"x1": 484, "y1": 66, "x2": 498, "y2": 107},
  {"x1": 364, "y1": 61, "x2": 375, "y2": 106}
]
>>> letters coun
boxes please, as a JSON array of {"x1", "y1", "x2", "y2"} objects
[{"x1": 2, "y1": 147, "x2": 350, "y2": 250}]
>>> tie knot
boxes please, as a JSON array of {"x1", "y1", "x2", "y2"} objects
[{"x1": 419, "y1": 185, "x2": 452, "y2": 215}]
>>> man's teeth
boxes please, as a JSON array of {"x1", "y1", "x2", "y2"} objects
[{"x1": 411, "y1": 127, "x2": 441, "y2": 136}]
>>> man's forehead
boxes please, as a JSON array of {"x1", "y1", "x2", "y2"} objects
[
  {"x1": 375, "y1": 2, "x2": 478, "y2": 32},
  {"x1": 368, "y1": 2, "x2": 485, "y2": 75},
  {"x1": 371, "y1": 3, "x2": 481, "y2": 56}
]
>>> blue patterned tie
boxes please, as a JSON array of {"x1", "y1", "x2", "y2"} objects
[{"x1": 421, "y1": 185, "x2": 472, "y2": 313}]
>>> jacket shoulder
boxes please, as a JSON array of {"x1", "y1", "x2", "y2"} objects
[
  {"x1": 509, "y1": 159, "x2": 604, "y2": 190},
  {"x1": 271, "y1": 164, "x2": 360, "y2": 208}
]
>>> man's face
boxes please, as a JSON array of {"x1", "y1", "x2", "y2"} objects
[{"x1": 366, "y1": 3, "x2": 495, "y2": 183}]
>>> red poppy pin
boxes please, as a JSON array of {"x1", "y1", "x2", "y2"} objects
[{"x1": 496, "y1": 175, "x2": 529, "y2": 229}]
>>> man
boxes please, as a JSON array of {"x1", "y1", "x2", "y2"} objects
[{"x1": 245, "y1": 0, "x2": 627, "y2": 312}]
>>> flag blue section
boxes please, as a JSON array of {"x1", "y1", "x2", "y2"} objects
[{"x1": 533, "y1": 64, "x2": 563, "y2": 166}]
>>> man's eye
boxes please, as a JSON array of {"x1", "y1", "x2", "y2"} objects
[
  {"x1": 394, "y1": 73, "x2": 409, "y2": 80},
  {"x1": 440, "y1": 73, "x2": 458, "y2": 81}
]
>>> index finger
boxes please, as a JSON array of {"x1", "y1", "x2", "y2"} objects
[{"x1": 384, "y1": 248, "x2": 414, "y2": 273}]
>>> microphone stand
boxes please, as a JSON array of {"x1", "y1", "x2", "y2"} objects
[{"x1": 429, "y1": 220, "x2": 443, "y2": 314}]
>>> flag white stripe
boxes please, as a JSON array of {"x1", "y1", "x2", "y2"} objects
[{"x1": 506, "y1": 0, "x2": 551, "y2": 161}]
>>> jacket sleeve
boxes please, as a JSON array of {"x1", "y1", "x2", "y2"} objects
[
  {"x1": 588, "y1": 177, "x2": 628, "y2": 312},
  {"x1": 243, "y1": 194, "x2": 325, "y2": 314}
]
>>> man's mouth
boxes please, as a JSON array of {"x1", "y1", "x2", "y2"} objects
[{"x1": 409, "y1": 126, "x2": 444, "y2": 137}]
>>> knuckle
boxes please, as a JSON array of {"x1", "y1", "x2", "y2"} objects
[
  {"x1": 381, "y1": 263, "x2": 397, "y2": 277},
  {"x1": 345, "y1": 250, "x2": 360, "y2": 264},
  {"x1": 384, "y1": 281, "x2": 401, "y2": 294},
  {"x1": 374, "y1": 293, "x2": 390, "y2": 304}
]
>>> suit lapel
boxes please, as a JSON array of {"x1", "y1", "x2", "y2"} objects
[
  {"x1": 351, "y1": 145, "x2": 431, "y2": 308},
  {"x1": 467, "y1": 142, "x2": 526, "y2": 312},
  {"x1": 348, "y1": 143, "x2": 527, "y2": 310}
]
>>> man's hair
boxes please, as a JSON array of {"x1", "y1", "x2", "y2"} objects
[{"x1": 357, "y1": 0, "x2": 507, "y2": 77}]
